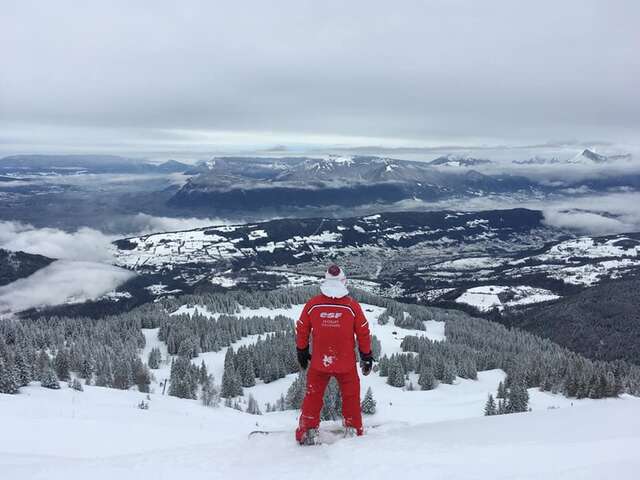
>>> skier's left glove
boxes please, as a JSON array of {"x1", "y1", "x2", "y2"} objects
[
  {"x1": 360, "y1": 351, "x2": 373, "y2": 376},
  {"x1": 297, "y1": 347, "x2": 311, "y2": 370}
]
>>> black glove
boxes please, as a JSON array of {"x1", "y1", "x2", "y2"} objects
[
  {"x1": 297, "y1": 347, "x2": 311, "y2": 370},
  {"x1": 360, "y1": 351, "x2": 373, "y2": 376}
]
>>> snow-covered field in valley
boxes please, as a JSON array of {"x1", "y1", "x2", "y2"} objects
[{"x1": 2, "y1": 303, "x2": 640, "y2": 479}]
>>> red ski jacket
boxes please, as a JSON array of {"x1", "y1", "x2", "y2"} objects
[{"x1": 296, "y1": 294, "x2": 372, "y2": 373}]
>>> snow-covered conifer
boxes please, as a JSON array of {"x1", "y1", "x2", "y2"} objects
[
  {"x1": 361, "y1": 387, "x2": 376, "y2": 415},
  {"x1": 201, "y1": 374, "x2": 220, "y2": 407},
  {"x1": 71, "y1": 378, "x2": 84, "y2": 392},
  {"x1": 246, "y1": 394, "x2": 262, "y2": 415},
  {"x1": 484, "y1": 394, "x2": 497, "y2": 416},
  {"x1": 148, "y1": 347, "x2": 162, "y2": 369},
  {"x1": 54, "y1": 349, "x2": 70, "y2": 381},
  {"x1": 40, "y1": 366, "x2": 60, "y2": 390},
  {"x1": 0, "y1": 357, "x2": 19, "y2": 394},
  {"x1": 418, "y1": 367, "x2": 437, "y2": 390}
]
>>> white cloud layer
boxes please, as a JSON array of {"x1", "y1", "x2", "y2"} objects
[
  {"x1": 0, "y1": 216, "x2": 236, "y2": 314},
  {"x1": 123, "y1": 213, "x2": 232, "y2": 234},
  {"x1": 541, "y1": 192, "x2": 640, "y2": 235},
  {"x1": 0, "y1": 215, "x2": 230, "y2": 263},
  {"x1": 0, "y1": 221, "x2": 116, "y2": 261},
  {"x1": 0, "y1": 260, "x2": 134, "y2": 315}
]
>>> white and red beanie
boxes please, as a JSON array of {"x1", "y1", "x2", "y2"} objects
[{"x1": 320, "y1": 264, "x2": 349, "y2": 298}]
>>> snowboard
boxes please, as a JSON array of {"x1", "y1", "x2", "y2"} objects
[{"x1": 248, "y1": 423, "x2": 388, "y2": 445}]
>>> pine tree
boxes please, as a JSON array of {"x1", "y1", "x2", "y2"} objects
[
  {"x1": 198, "y1": 360, "x2": 208, "y2": 384},
  {"x1": 507, "y1": 381, "x2": 529, "y2": 413},
  {"x1": 79, "y1": 356, "x2": 95, "y2": 380},
  {"x1": 418, "y1": 367, "x2": 437, "y2": 391},
  {"x1": 484, "y1": 394, "x2": 497, "y2": 416},
  {"x1": 497, "y1": 399, "x2": 507, "y2": 415},
  {"x1": 14, "y1": 348, "x2": 32, "y2": 387},
  {"x1": 246, "y1": 394, "x2": 262, "y2": 415},
  {"x1": 0, "y1": 357, "x2": 19, "y2": 394},
  {"x1": 387, "y1": 357, "x2": 405, "y2": 388},
  {"x1": 361, "y1": 387, "x2": 376, "y2": 415},
  {"x1": 54, "y1": 349, "x2": 70, "y2": 381},
  {"x1": 133, "y1": 358, "x2": 151, "y2": 393},
  {"x1": 148, "y1": 347, "x2": 162, "y2": 369},
  {"x1": 36, "y1": 350, "x2": 51, "y2": 381},
  {"x1": 71, "y1": 378, "x2": 84, "y2": 392},
  {"x1": 440, "y1": 362, "x2": 456, "y2": 385},
  {"x1": 178, "y1": 337, "x2": 199, "y2": 359},
  {"x1": 285, "y1": 372, "x2": 307, "y2": 410},
  {"x1": 497, "y1": 381, "x2": 507, "y2": 399},
  {"x1": 370, "y1": 335, "x2": 382, "y2": 359},
  {"x1": 169, "y1": 357, "x2": 198, "y2": 399},
  {"x1": 221, "y1": 348, "x2": 243, "y2": 398},
  {"x1": 40, "y1": 366, "x2": 60, "y2": 389},
  {"x1": 113, "y1": 358, "x2": 132, "y2": 390},
  {"x1": 236, "y1": 348, "x2": 256, "y2": 387},
  {"x1": 378, "y1": 355, "x2": 390, "y2": 377},
  {"x1": 201, "y1": 374, "x2": 220, "y2": 407}
]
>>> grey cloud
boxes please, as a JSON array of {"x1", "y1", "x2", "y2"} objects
[{"x1": 1, "y1": 0, "x2": 639, "y2": 154}]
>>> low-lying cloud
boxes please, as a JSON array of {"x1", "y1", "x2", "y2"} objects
[
  {"x1": 0, "y1": 215, "x2": 230, "y2": 263},
  {"x1": 0, "y1": 260, "x2": 134, "y2": 315},
  {"x1": 0, "y1": 215, "x2": 234, "y2": 314},
  {"x1": 541, "y1": 192, "x2": 640, "y2": 235},
  {"x1": 120, "y1": 213, "x2": 232, "y2": 235},
  {"x1": 0, "y1": 221, "x2": 116, "y2": 261}
]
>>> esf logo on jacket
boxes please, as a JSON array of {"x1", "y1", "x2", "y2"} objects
[{"x1": 319, "y1": 312, "x2": 343, "y2": 319}]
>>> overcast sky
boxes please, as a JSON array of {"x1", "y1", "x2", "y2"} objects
[{"x1": 1, "y1": 0, "x2": 638, "y2": 156}]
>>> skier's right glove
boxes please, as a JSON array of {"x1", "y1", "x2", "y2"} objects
[
  {"x1": 297, "y1": 347, "x2": 311, "y2": 370},
  {"x1": 360, "y1": 351, "x2": 373, "y2": 376}
]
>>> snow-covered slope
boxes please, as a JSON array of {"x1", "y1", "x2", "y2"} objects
[
  {"x1": 428, "y1": 154, "x2": 492, "y2": 168},
  {"x1": 3, "y1": 301, "x2": 640, "y2": 479},
  {"x1": 148, "y1": 302, "x2": 446, "y2": 409},
  {"x1": 455, "y1": 285, "x2": 560, "y2": 312},
  {"x1": 2, "y1": 381, "x2": 639, "y2": 479}
]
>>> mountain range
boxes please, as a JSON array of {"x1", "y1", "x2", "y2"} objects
[
  {"x1": 168, "y1": 155, "x2": 537, "y2": 213},
  {"x1": 0, "y1": 155, "x2": 190, "y2": 175},
  {"x1": 514, "y1": 149, "x2": 633, "y2": 165}
]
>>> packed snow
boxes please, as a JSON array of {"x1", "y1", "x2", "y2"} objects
[
  {"x1": 3, "y1": 302, "x2": 640, "y2": 479},
  {"x1": 2, "y1": 374, "x2": 639, "y2": 479}
]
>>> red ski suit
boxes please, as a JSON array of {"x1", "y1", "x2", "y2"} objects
[{"x1": 295, "y1": 294, "x2": 372, "y2": 440}]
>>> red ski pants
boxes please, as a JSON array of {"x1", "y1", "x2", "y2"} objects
[{"x1": 296, "y1": 366, "x2": 363, "y2": 441}]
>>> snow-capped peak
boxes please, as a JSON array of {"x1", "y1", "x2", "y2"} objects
[
  {"x1": 567, "y1": 149, "x2": 608, "y2": 165},
  {"x1": 429, "y1": 154, "x2": 492, "y2": 167},
  {"x1": 326, "y1": 154, "x2": 354, "y2": 166}
]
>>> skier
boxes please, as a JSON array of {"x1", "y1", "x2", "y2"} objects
[{"x1": 295, "y1": 264, "x2": 373, "y2": 445}]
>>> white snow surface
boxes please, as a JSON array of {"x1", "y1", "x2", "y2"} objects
[
  {"x1": 456, "y1": 285, "x2": 560, "y2": 312},
  {"x1": 2, "y1": 382, "x2": 639, "y2": 479},
  {"x1": 3, "y1": 302, "x2": 640, "y2": 479}
]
